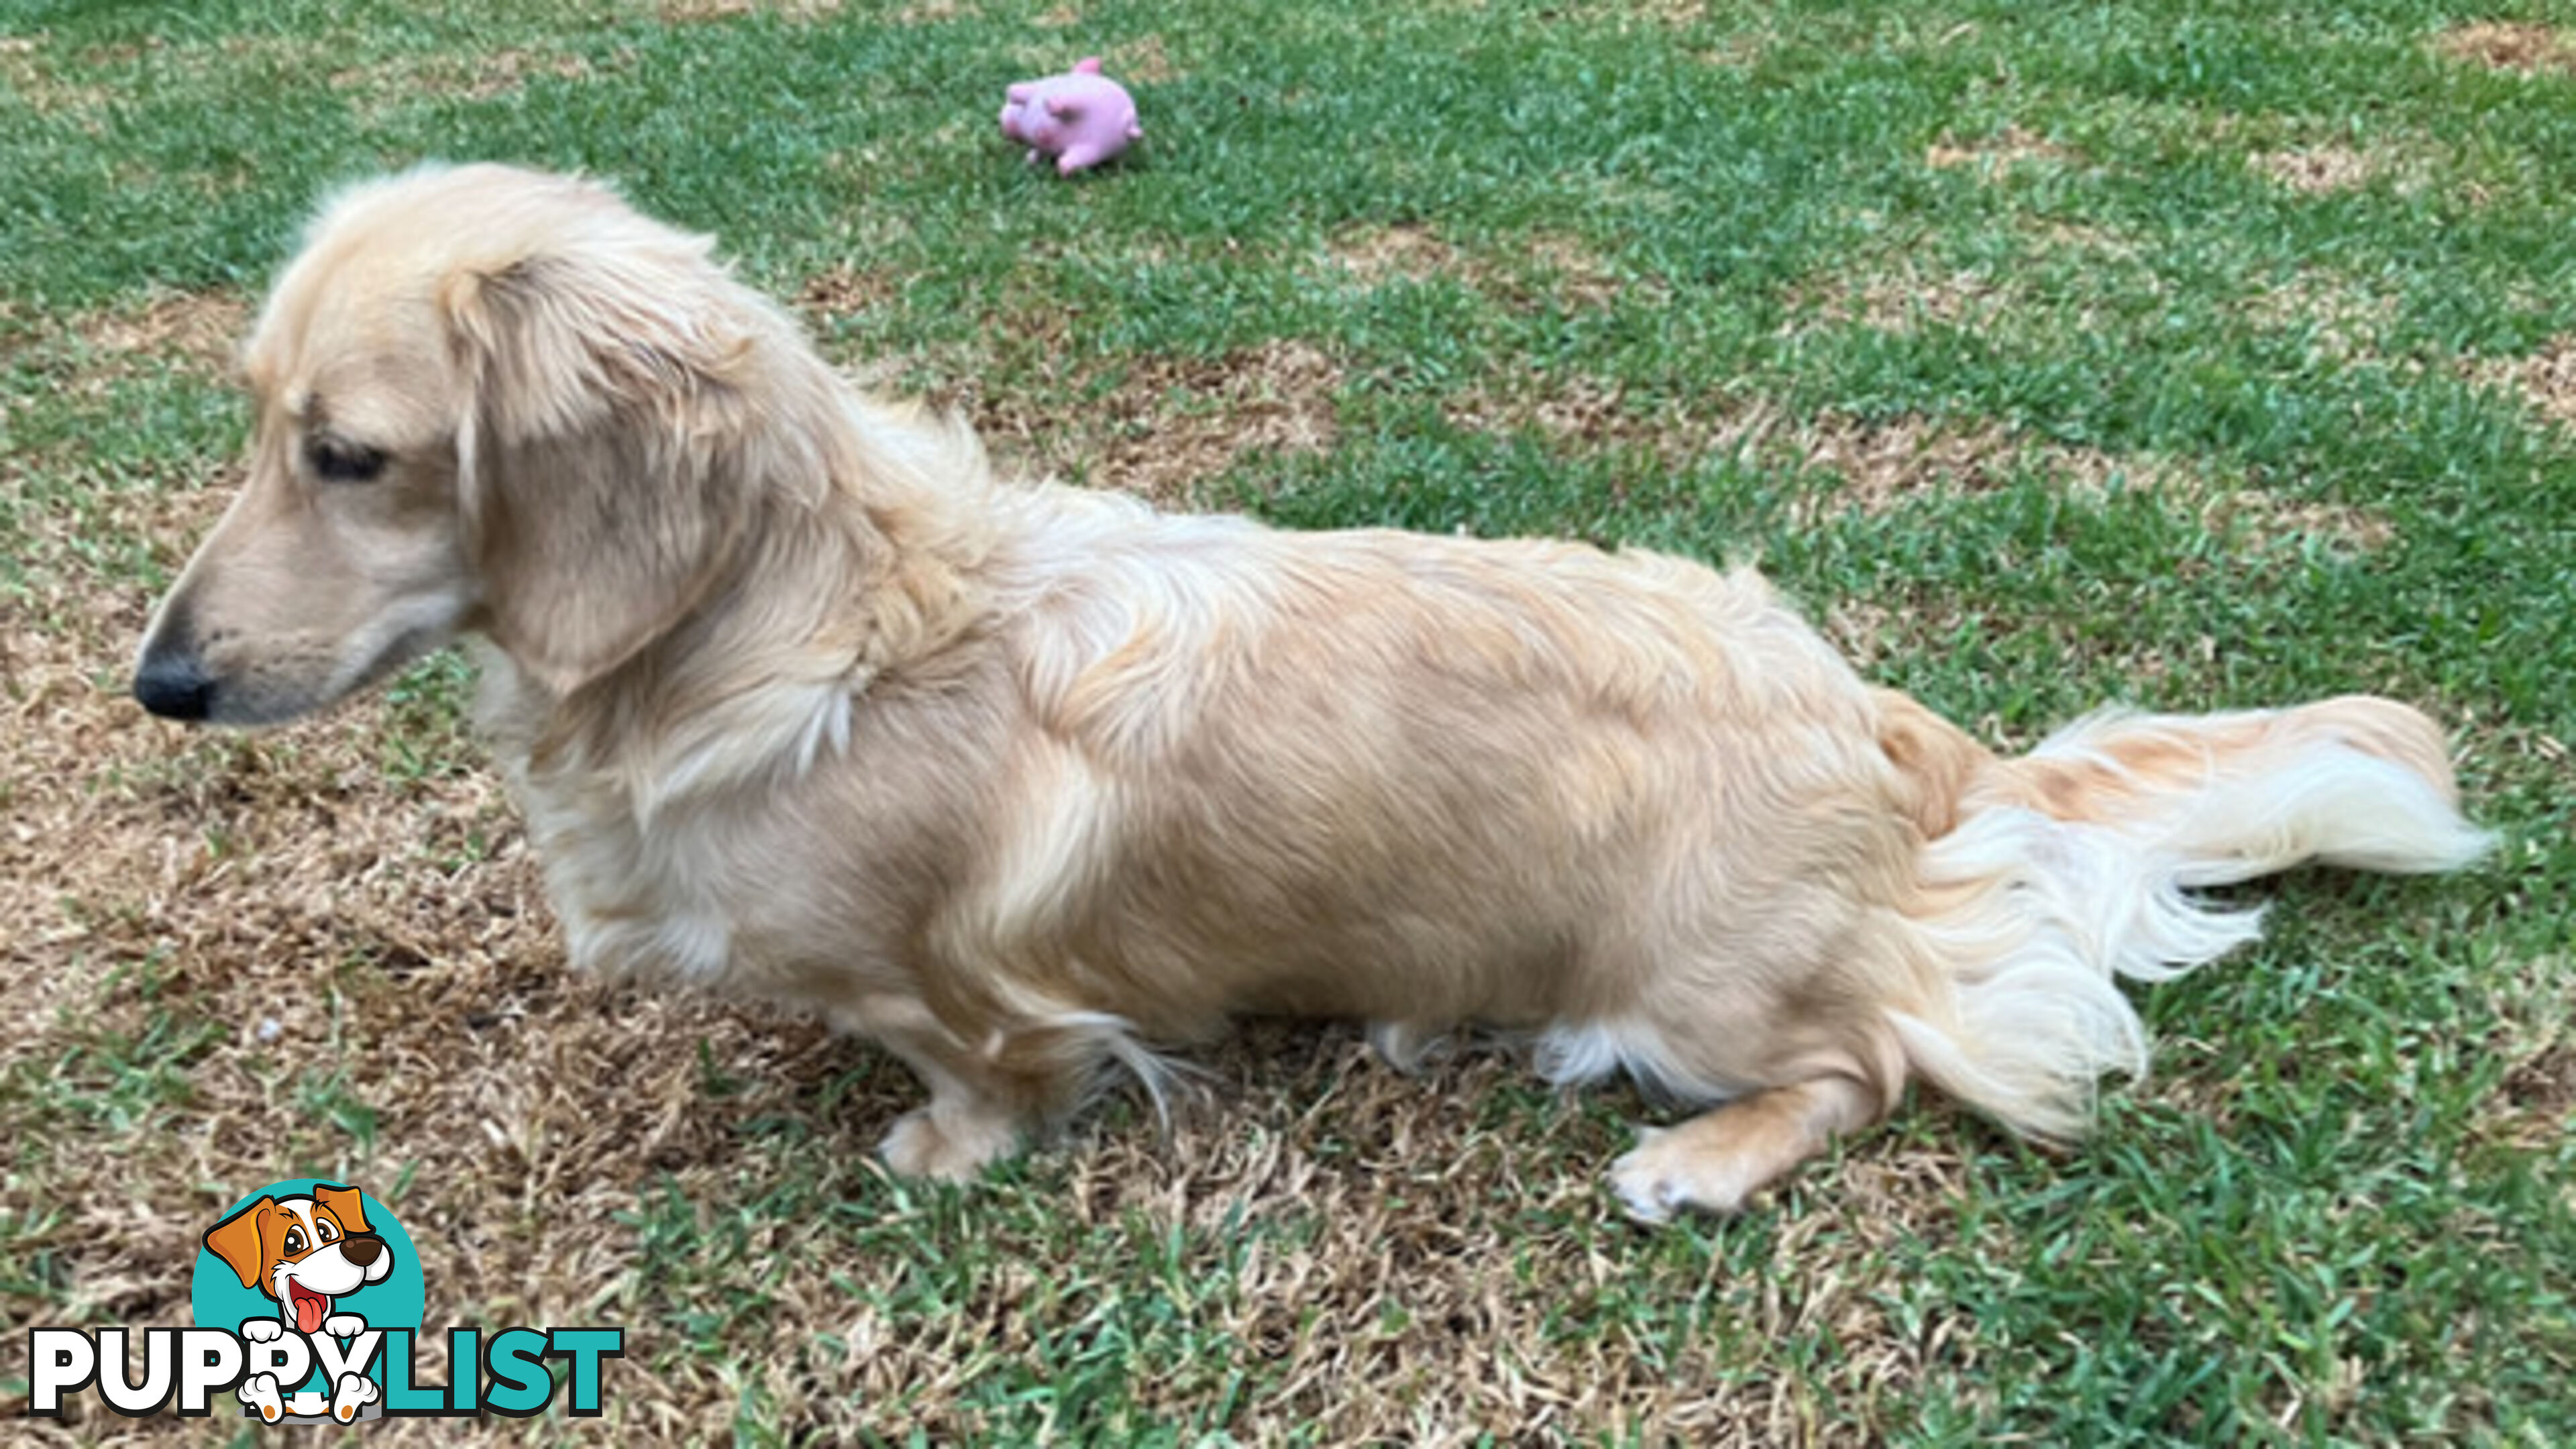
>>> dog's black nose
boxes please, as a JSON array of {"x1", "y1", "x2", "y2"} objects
[
  {"x1": 341, "y1": 1235, "x2": 386, "y2": 1268},
  {"x1": 133, "y1": 647, "x2": 217, "y2": 721}
]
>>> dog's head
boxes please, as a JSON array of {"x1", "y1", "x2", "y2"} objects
[
  {"x1": 203, "y1": 1185, "x2": 394, "y2": 1335},
  {"x1": 132, "y1": 162, "x2": 803, "y2": 724}
]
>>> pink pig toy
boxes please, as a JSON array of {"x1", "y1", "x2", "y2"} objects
[{"x1": 999, "y1": 57, "x2": 1142, "y2": 176}]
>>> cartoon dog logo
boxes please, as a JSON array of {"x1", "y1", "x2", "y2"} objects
[{"x1": 201, "y1": 1183, "x2": 392, "y2": 1423}]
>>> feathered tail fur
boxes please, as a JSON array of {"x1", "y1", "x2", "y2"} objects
[{"x1": 1880, "y1": 694, "x2": 2492, "y2": 1138}]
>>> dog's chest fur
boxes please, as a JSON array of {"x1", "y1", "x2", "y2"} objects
[
  {"x1": 466, "y1": 639, "x2": 994, "y2": 1008},
  {"x1": 471, "y1": 642, "x2": 810, "y2": 992}
]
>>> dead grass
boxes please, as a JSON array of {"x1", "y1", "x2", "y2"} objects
[
  {"x1": 2244, "y1": 269, "x2": 2400, "y2": 364},
  {"x1": 964, "y1": 338, "x2": 1344, "y2": 502},
  {"x1": 2472, "y1": 953, "x2": 2576, "y2": 1155},
  {"x1": 1320, "y1": 226, "x2": 1631, "y2": 311},
  {"x1": 1925, "y1": 124, "x2": 2074, "y2": 174},
  {"x1": 1793, "y1": 407, "x2": 2390, "y2": 554},
  {"x1": 1119, "y1": 32, "x2": 1177, "y2": 84},
  {"x1": 794, "y1": 264, "x2": 901, "y2": 319},
  {"x1": 2249, "y1": 145, "x2": 2387, "y2": 195},
  {"x1": 1523, "y1": 0, "x2": 1713, "y2": 27},
  {"x1": 1786, "y1": 412, "x2": 2178, "y2": 521},
  {"x1": 1441, "y1": 379, "x2": 1762, "y2": 478},
  {"x1": 2472, "y1": 334, "x2": 2576, "y2": 429},
  {"x1": 2433, "y1": 20, "x2": 2576, "y2": 76},
  {"x1": 1517, "y1": 232, "x2": 1632, "y2": 309},
  {"x1": 1450, "y1": 378, "x2": 2389, "y2": 559},
  {"x1": 0, "y1": 33, "x2": 111, "y2": 115},
  {"x1": 1796, "y1": 260, "x2": 2018, "y2": 335},
  {"x1": 1327, "y1": 222, "x2": 1465, "y2": 284},
  {"x1": 655, "y1": 0, "x2": 845, "y2": 21},
  {"x1": 67, "y1": 288, "x2": 249, "y2": 374},
  {"x1": 2196, "y1": 484, "x2": 2396, "y2": 553}
]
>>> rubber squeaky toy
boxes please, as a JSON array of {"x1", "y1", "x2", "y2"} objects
[{"x1": 999, "y1": 57, "x2": 1141, "y2": 176}]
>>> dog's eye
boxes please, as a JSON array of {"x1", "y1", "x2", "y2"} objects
[
  {"x1": 306, "y1": 434, "x2": 388, "y2": 483},
  {"x1": 282, "y1": 1228, "x2": 306, "y2": 1254},
  {"x1": 316, "y1": 1220, "x2": 337, "y2": 1242}
]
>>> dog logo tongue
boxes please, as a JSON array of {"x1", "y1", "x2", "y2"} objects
[{"x1": 290, "y1": 1282, "x2": 329, "y2": 1334}]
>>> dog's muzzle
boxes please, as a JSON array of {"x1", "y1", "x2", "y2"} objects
[{"x1": 133, "y1": 642, "x2": 217, "y2": 722}]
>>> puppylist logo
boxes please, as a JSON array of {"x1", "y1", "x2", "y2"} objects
[{"x1": 25, "y1": 1179, "x2": 621, "y2": 1424}]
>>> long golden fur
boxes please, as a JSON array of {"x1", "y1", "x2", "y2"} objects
[{"x1": 135, "y1": 166, "x2": 2491, "y2": 1220}]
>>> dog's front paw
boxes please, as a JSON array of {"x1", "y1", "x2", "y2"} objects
[
  {"x1": 331, "y1": 1372, "x2": 380, "y2": 1424},
  {"x1": 237, "y1": 1371, "x2": 284, "y2": 1424},
  {"x1": 239, "y1": 1318, "x2": 286, "y2": 1344},
  {"x1": 321, "y1": 1313, "x2": 366, "y2": 1339},
  {"x1": 1609, "y1": 1126, "x2": 1760, "y2": 1226},
  {"x1": 879, "y1": 1106, "x2": 1018, "y2": 1182}
]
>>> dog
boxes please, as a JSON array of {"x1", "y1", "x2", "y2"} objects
[
  {"x1": 201, "y1": 1185, "x2": 392, "y2": 1422},
  {"x1": 133, "y1": 164, "x2": 2491, "y2": 1222}
]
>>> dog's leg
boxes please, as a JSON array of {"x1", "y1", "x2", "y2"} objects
[
  {"x1": 875, "y1": 1044, "x2": 1030, "y2": 1182},
  {"x1": 840, "y1": 1000, "x2": 1053, "y2": 1181},
  {"x1": 1607, "y1": 1075, "x2": 1880, "y2": 1224}
]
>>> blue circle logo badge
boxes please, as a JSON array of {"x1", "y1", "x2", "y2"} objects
[{"x1": 192, "y1": 1180, "x2": 426, "y2": 1424}]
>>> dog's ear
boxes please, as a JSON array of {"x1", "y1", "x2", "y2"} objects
[
  {"x1": 439, "y1": 247, "x2": 756, "y2": 696},
  {"x1": 312, "y1": 1183, "x2": 370, "y2": 1237},
  {"x1": 204, "y1": 1197, "x2": 278, "y2": 1292}
]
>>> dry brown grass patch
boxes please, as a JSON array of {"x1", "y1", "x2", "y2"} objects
[
  {"x1": 1316, "y1": 227, "x2": 1633, "y2": 309},
  {"x1": 2198, "y1": 486, "x2": 2396, "y2": 554},
  {"x1": 964, "y1": 338, "x2": 1344, "y2": 503},
  {"x1": 1442, "y1": 382, "x2": 1768, "y2": 480},
  {"x1": 1803, "y1": 261, "x2": 2016, "y2": 335},
  {"x1": 1524, "y1": 0, "x2": 1712, "y2": 26},
  {"x1": 2472, "y1": 953, "x2": 2576, "y2": 1154},
  {"x1": 1786, "y1": 413, "x2": 2167, "y2": 523},
  {"x1": 2249, "y1": 145, "x2": 2385, "y2": 195},
  {"x1": 1120, "y1": 32, "x2": 1177, "y2": 84},
  {"x1": 794, "y1": 264, "x2": 901, "y2": 320},
  {"x1": 1519, "y1": 231, "x2": 1631, "y2": 309},
  {"x1": 1925, "y1": 123, "x2": 2074, "y2": 173},
  {"x1": 2245, "y1": 270, "x2": 2398, "y2": 364},
  {"x1": 1327, "y1": 221, "x2": 1464, "y2": 284},
  {"x1": 1792, "y1": 413, "x2": 2035, "y2": 518},
  {"x1": 331, "y1": 47, "x2": 600, "y2": 103},
  {"x1": 68, "y1": 289, "x2": 248, "y2": 376},
  {"x1": 656, "y1": 0, "x2": 844, "y2": 21},
  {"x1": 449, "y1": 48, "x2": 592, "y2": 98},
  {"x1": 0, "y1": 33, "x2": 111, "y2": 114},
  {"x1": 2472, "y1": 333, "x2": 2576, "y2": 428},
  {"x1": 2434, "y1": 20, "x2": 2576, "y2": 75}
]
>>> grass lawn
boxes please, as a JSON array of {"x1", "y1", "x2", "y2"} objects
[{"x1": 4, "y1": 0, "x2": 2573, "y2": 1441}]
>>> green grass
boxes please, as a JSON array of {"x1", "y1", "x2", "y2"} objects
[{"x1": 4, "y1": 0, "x2": 2572, "y2": 1442}]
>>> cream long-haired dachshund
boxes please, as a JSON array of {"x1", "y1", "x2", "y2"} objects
[{"x1": 133, "y1": 165, "x2": 2489, "y2": 1222}]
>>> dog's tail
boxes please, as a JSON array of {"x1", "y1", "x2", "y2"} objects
[{"x1": 1873, "y1": 692, "x2": 2491, "y2": 1138}]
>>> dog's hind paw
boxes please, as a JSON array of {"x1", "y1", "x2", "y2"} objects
[
  {"x1": 1609, "y1": 1127, "x2": 1762, "y2": 1225},
  {"x1": 1607, "y1": 1077, "x2": 1882, "y2": 1225},
  {"x1": 879, "y1": 1106, "x2": 1019, "y2": 1182}
]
